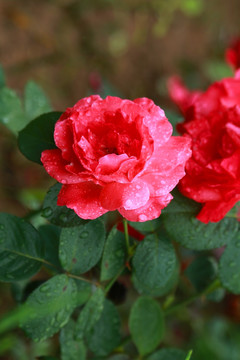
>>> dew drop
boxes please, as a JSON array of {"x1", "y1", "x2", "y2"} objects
[
  {"x1": 139, "y1": 214, "x2": 147, "y2": 221},
  {"x1": 60, "y1": 214, "x2": 68, "y2": 224},
  {"x1": 115, "y1": 250, "x2": 123, "y2": 258},
  {"x1": 42, "y1": 207, "x2": 53, "y2": 218},
  {"x1": 40, "y1": 283, "x2": 50, "y2": 292},
  {"x1": 80, "y1": 231, "x2": 89, "y2": 239}
]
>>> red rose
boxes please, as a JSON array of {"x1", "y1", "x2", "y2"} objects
[
  {"x1": 41, "y1": 95, "x2": 191, "y2": 222},
  {"x1": 168, "y1": 71, "x2": 240, "y2": 223},
  {"x1": 225, "y1": 38, "x2": 240, "y2": 70}
]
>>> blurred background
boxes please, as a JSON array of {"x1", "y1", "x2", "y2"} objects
[{"x1": 1, "y1": 0, "x2": 240, "y2": 359}]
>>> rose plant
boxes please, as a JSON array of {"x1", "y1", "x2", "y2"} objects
[{"x1": 0, "y1": 41, "x2": 240, "y2": 360}]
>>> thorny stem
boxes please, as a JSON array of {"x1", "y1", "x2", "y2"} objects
[{"x1": 164, "y1": 278, "x2": 222, "y2": 316}]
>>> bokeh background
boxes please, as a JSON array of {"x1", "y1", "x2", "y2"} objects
[{"x1": 1, "y1": 0, "x2": 240, "y2": 359}]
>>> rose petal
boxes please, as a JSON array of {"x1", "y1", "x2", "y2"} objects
[
  {"x1": 95, "y1": 153, "x2": 129, "y2": 175},
  {"x1": 119, "y1": 193, "x2": 173, "y2": 222},
  {"x1": 41, "y1": 149, "x2": 83, "y2": 184},
  {"x1": 100, "y1": 180, "x2": 150, "y2": 211},
  {"x1": 57, "y1": 182, "x2": 108, "y2": 219},
  {"x1": 197, "y1": 195, "x2": 240, "y2": 223},
  {"x1": 141, "y1": 164, "x2": 186, "y2": 196},
  {"x1": 145, "y1": 136, "x2": 192, "y2": 173}
]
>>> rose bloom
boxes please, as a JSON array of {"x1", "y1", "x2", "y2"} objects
[
  {"x1": 41, "y1": 96, "x2": 191, "y2": 222},
  {"x1": 225, "y1": 38, "x2": 240, "y2": 70},
  {"x1": 168, "y1": 70, "x2": 240, "y2": 223}
]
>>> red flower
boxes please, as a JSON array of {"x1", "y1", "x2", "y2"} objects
[
  {"x1": 168, "y1": 71, "x2": 240, "y2": 223},
  {"x1": 41, "y1": 96, "x2": 191, "y2": 222},
  {"x1": 225, "y1": 38, "x2": 240, "y2": 70}
]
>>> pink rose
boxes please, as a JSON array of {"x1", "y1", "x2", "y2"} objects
[{"x1": 41, "y1": 95, "x2": 191, "y2": 222}]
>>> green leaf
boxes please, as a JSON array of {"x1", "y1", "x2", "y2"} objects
[
  {"x1": 42, "y1": 183, "x2": 85, "y2": 227},
  {"x1": 184, "y1": 256, "x2": 218, "y2": 292},
  {"x1": 100, "y1": 226, "x2": 127, "y2": 281},
  {"x1": 0, "y1": 213, "x2": 44, "y2": 282},
  {"x1": 86, "y1": 299, "x2": 121, "y2": 356},
  {"x1": 18, "y1": 111, "x2": 61, "y2": 164},
  {"x1": 129, "y1": 296, "x2": 164, "y2": 356},
  {"x1": 60, "y1": 319, "x2": 86, "y2": 360},
  {"x1": 21, "y1": 274, "x2": 77, "y2": 341},
  {"x1": 24, "y1": 81, "x2": 52, "y2": 121},
  {"x1": 162, "y1": 189, "x2": 238, "y2": 250},
  {"x1": 219, "y1": 226, "x2": 240, "y2": 294},
  {"x1": 73, "y1": 278, "x2": 91, "y2": 307},
  {"x1": 0, "y1": 87, "x2": 27, "y2": 134},
  {"x1": 147, "y1": 348, "x2": 188, "y2": 360},
  {"x1": 129, "y1": 219, "x2": 161, "y2": 233},
  {"x1": 0, "y1": 65, "x2": 5, "y2": 89},
  {"x1": 38, "y1": 224, "x2": 62, "y2": 269},
  {"x1": 76, "y1": 287, "x2": 105, "y2": 340},
  {"x1": 59, "y1": 219, "x2": 105, "y2": 274},
  {"x1": 185, "y1": 350, "x2": 193, "y2": 360},
  {"x1": 132, "y1": 234, "x2": 178, "y2": 296}
]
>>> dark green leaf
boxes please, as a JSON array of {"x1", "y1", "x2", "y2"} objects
[
  {"x1": 129, "y1": 296, "x2": 164, "y2": 356},
  {"x1": 18, "y1": 111, "x2": 61, "y2": 164},
  {"x1": 162, "y1": 189, "x2": 238, "y2": 250},
  {"x1": 73, "y1": 278, "x2": 91, "y2": 307},
  {"x1": 21, "y1": 274, "x2": 77, "y2": 341},
  {"x1": 59, "y1": 219, "x2": 105, "y2": 274},
  {"x1": 219, "y1": 227, "x2": 240, "y2": 294},
  {"x1": 0, "y1": 65, "x2": 5, "y2": 88},
  {"x1": 42, "y1": 183, "x2": 85, "y2": 227},
  {"x1": 184, "y1": 256, "x2": 218, "y2": 292},
  {"x1": 0, "y1": 87, "x2": 27, "y2": 134},
  {"x1": 0, "y1": 213, "x2": 44, "y2": 282},
  {"x1": 76, "y1": 287, "x2": 105, "y2": 340},
  {"x1": 24, "y1": 81, "x2": 52, "y2": 121},
  {"x1": 147, "y1": 348, "x2": 188, "y2": 360},
  {"x1": 38, "y1": 224, "x2": 61, "y2": 269},
  {"x1": 129, "y1": 219, "x2": 161, "y2": 233},
  {"x1": 60, "y1": 319, "x2": 86, "y2": 360},
  {"x1": 132, "y1": 234, "x2": 178, "y2": 296},
  {"x1": 86, "y1": 299, "x2": 121, "y2": 356},
  {"x1": 100, "y1": 226, "x2": 127, "y2": 281}
]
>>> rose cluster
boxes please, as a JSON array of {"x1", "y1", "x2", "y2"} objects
[
  {"x1": 41, "y1": 96, "x2": 191, "y2": 222},
  {"x1": 168, "y1": 70, "x2": 240, "y2": 223}
]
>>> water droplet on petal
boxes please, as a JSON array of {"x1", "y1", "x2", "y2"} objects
[{"x1": 139, "y1": 214, "x2": 147, "y2": 221}]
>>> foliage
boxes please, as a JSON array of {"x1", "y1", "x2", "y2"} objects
[{"x1": 0, "y1": 40, "x2": 240, "y2": 360}]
